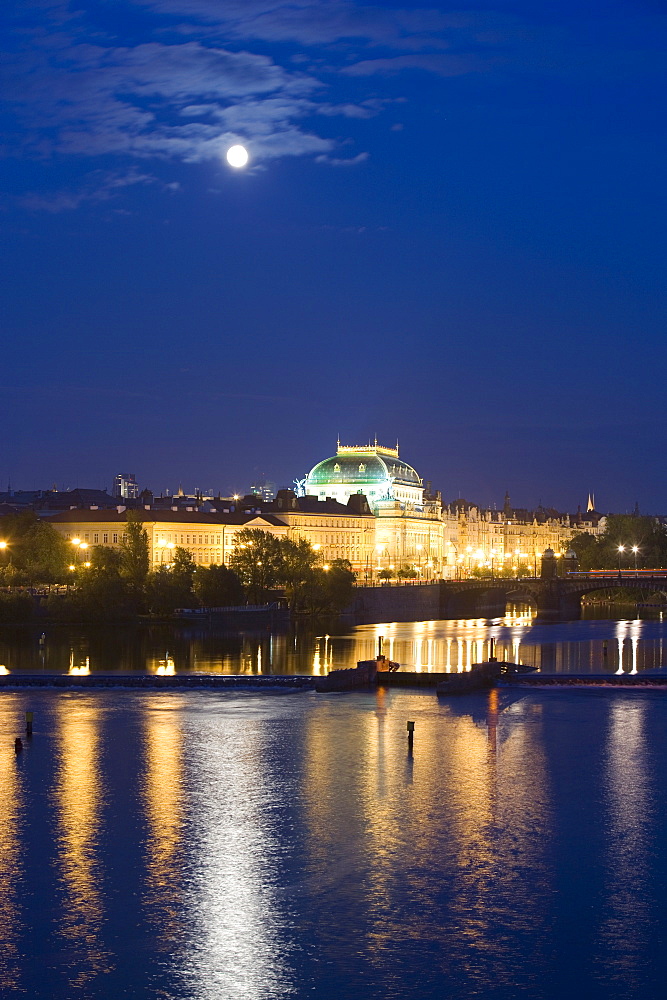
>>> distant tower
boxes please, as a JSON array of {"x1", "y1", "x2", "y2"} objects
[
  {"x1": 113, "y1": 473, "x2": 139, "y2": 500},
  {"x1": 587, "y1": 493, "x2": 595, "y2": 512},
  {"x1": 503, "y1": 491, "x2": 512, "y2": 518}
]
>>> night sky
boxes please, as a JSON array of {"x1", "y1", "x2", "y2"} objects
[{"x1": 1, "y1": 1, "x2": 665, "y2": 512}]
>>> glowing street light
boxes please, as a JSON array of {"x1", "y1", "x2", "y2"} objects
[
  {"x1": 618, "y1": 544, "x2": 625, "y2": 573},
  {"x1": 632, "y1": 545, "x2": 640, "y2": 572}
]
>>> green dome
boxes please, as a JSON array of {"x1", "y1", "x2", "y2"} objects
[
  {"x1": 308, "y1": 455, "x2": 388, "y2": 486},
  {"x1": 306, "y1": 453, "x2": 421, "y2": 488}
]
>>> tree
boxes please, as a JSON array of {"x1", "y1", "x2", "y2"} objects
[
  {"x1": 568, "y1": 516, "x2": 667, "y2": 571},
  {"x1": 567, "y1": 532, "x2": 600, "y2": 571},
  {"x1": 279, "y1": 536, "x2": 320, "y2": 612},
  {"x1": 301, "y1": 559, "x2": 356, "y2": 614},
  {"x1": 19, "y1": 520, "x2": 69, "y2": 584},
  {"x1": 397, "y1": 565, "x2": 417, "y2": 580},
  {"x1": 377, "y1": 568, "x2": 395, "y2": 581},
  {"x1": 172, "y1": 546, "x2": 196, "y2": 587},
  {"x1": 121, "y1": 513, "x2": 149, "y2": 587},
  {"x1": 89, "y1": 544, "x2": 124, "y2": 578},
  {"x1": 145, "y1": 565, "x2": 196, "y2": 614},
  {"x1": 228, "y1": 529, "x2": 283, "y2": 603},
  {"x1": 194, "y1": 564, "x2": 244, "y2": 607}
]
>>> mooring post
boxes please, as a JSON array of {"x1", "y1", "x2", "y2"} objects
[
  {"x1": 14, "y1": 738, "x2": 23, "y2": 754},
  {"x1": 407, "y1": 720, "x2": 415, "y2": 752},
  {"x1": 25, "y1": 711, "x2": 33, "y2": 737}
]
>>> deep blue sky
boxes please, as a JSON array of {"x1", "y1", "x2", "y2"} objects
[{"x1": 1, "y1": 0, "x2": 665, "y2": 512}]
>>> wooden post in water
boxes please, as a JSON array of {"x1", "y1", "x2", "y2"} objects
[
  {"x1": 14, "y1": 738, "x2": 23, "y2": 754},
  {"x1": 25, "y1": 712, "x2": 33, "y2": 737},
  {"x1": 407, "y1": 720, "x2": 415, "y2": 752}
]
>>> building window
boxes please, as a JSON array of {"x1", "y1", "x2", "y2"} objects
[
  {"x1": 113, "y1": 533, "x2": 118, "y2": 543},
  {"x1": 103, "y1": 533, "x2": 108, "y2": 543},
  {"x1": 93, "y1": 534, "x2": 99, "y2": 543},
  {"x1": 84, "y1": 533, "x2": 89, "y2": 541}
]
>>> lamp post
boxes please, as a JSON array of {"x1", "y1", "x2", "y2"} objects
[
  {"x1": 632, "y1": 545, "x2": 639, "y2": 574},
  {"x1": 617, "y1": 544, "x2": 625, "y2": 575}
]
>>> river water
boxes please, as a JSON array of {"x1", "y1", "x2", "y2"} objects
[
  {"x1": 1, "y1": 604, "x2": 666, "y2": 676},
  {"x1": 1, "y1": 683, "x2": 667, "y2": 999}
]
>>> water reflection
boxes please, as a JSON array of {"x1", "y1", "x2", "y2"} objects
[
  {"x1": 0, "y1": 698, "x2": 24, "y2": 992},
  {"x1": 179, "y1": 709, "x2": 295, "y2": 999},
  {"x1": 143, "y1": 701, "x2": 184, "y2": 948},
  {"x1": 2, "y1": 607, "x2": 667, "y2": 676},
  {"x1": 53, "y1": 698, "x2": 111, "y2": 986},
  {"x1": 301, "y1": 689, "x2": 554, "y2": 993},
  {"x1": 596, "y1": 698, "x2": 651, "y2": 986}
]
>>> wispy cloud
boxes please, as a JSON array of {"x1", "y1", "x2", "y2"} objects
[
  {"x1": 315, "y1": 151, "x2": 369, "y2": 166},
  {"x1": 3, "y1": 1, "x2": 657, "y2": 210}
]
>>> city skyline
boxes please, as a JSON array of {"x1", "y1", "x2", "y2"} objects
[{"x1": 2, "y1": 1, "x2": 666, "y2": 510}]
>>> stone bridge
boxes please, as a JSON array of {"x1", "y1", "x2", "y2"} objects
[
  {"x1": 349, "y1": 575, "x2": 667, "y2": 622},
  {"x1": 442, "y1": 574, "x2": 667, "y2": 619}
]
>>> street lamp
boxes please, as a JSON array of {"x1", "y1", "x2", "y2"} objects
[
  {"x1": 70, "y1": 538, "x2": 88, "y2": 565},
  {"x1": 632, "y1": 545, "x2": 639, "y2": 573},
  {"x1": 617, "y1": 544, "x2": 625, "y2": 574}
]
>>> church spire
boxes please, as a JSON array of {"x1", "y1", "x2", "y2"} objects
[{"x1": 587, "y1": 492, "x2": 595, "y2": 512}]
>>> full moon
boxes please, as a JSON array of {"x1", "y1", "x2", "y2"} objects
[{"x1": 226, "y1": 144, "x2": 249, "y2": 168}]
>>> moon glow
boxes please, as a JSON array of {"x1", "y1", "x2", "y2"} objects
[{"x1": 226, "y1": 144, "x2": 249, "y2": 168}]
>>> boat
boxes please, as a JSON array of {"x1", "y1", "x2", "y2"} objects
[{"x1": 436, "y1": 659, "x2": 536, "y2": 696}]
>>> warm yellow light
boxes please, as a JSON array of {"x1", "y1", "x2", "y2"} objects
[
  {"x1": 0, "y1": 541, "x2": 7, "y2": 550},
  {"x1": 389, "y1": 564, "x2": 395, "y2": 570},
  {"x1": 233, "y1": 494, "x2": 240, "y2": 501},
  {"x1": 323, "y1": 564, "x2": 330, "y2": 571},
  {"x1": 83, "y1": 561, "x2": 91, "y2": 568},
  {"x1": 79, "y1": 542, "x2": 88, "y2": 550},
  {"x1": 167, "y1": 542, "x2": 175, "y2": 550},
  {"x1": 618, "y1": 545, "x2": 625, "y2": 553},
  {"x1": 69, "y1": 565, "x2": 76, "y2": 571},
  {"x1": 632, "y1": 545, "x2": 639, "y2": 554},
  {"x1": 71, "y1": 538, "x2": 81, "y2": 546},
  {"x1": 158, "y1": 538, "x2": 167, "y2": 546},
  {"x1": 416, "y1": 544, "x2": 423, "y2": 551},
  {"x1": 313, "y1": 544, "x2": 321, "y2": 551}
]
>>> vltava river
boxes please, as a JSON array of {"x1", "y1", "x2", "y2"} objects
[
  {"x1": 1, "y1": 605, "x2": 666, "y2": 675},
  {"x1": 1, "y1": 685, "x2": 666, "y2": 998}
]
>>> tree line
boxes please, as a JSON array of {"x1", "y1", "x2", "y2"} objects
[
  {"x1": 0, "y1": 513, "x2": 355, "y2": 621},
  {"x1": 567, "y1": 515, "x2": 667, "y2": 571}
]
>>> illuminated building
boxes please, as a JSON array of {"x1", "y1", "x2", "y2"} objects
[
  {"x1": 46, "y1": 445, "x2": 604, "y2": 582},
  {"x1": 303, "y1": 441, "x2": 424, "y2": 509},
  {"x1": 113, "y1": 473, "x2": 139, "y2": 500},
  {"x1": 301, "y1": 441, "x2": 448, "y2": 577}
]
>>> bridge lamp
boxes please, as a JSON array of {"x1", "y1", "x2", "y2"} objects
[
  {"x1": 617, "y1": 544, "x2": 625, "y2": 572},
  {"x1": 632, "y1": 545, "x2": 639, "y2": 571}
]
